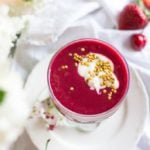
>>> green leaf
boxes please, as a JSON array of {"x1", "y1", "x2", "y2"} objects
[
  {"x1": 136, "y1": 0, "x2": 143, "y2": 6},
  {"x1": 144, "y1": 9, "x2": 150, "y2": 20},
  {"x1": 0, "y1": 90, "x2": 6, "y2": 105},
  {"x1": 136, "y1": 0, "x2": 150, "y2": 20}
]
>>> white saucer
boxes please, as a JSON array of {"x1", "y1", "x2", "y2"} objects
[{"x1": 25, "y1": 54, "x2": 149, "y2": 150}]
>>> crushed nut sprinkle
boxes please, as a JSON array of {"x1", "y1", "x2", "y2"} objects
[
  {"x1": 73, "y1": 53, "x2": 83, "y2": 62},
  {"x1": 61, "y1": 65, "x2": 68, "y2": 70},
  {"x1": 74, "y1": 62, "x2": 78, "y2": 67},
  {"x1": 70, "y1": 86, "x2": 74, "y2": 91},
  {"x1": 73, "y1": 52, "x2": 118, "y2": 100},
  {"x1": 103, "y1": 89, "x2": 107, "y2": 94},
  {"x1": 68, "y1": 53, "x2": 73, "y2": 56},
  {"x1": 111, "y1": 88, "x2": 117, "y2": 93},
  {"x1": 108, "y1": 96, "x2": 112, "y2": 100},
  {"x1": 81, "y1": 47, "x2": 86, "y2": 52}
]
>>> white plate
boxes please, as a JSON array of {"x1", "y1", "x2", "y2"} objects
[{"x1": 25, "y1": 54, "x2": 149, "y2": 150}]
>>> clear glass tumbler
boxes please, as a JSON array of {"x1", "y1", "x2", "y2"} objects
[{"x1": 47, "y1": 38, "x2": 130, "y2": 131}]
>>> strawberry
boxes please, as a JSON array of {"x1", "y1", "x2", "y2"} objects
[
  {"x1": 118, "y1": 3, "x2": 148, "y2": 30},
  {"x1": 143, "y1": 0, "x2": 150, "y2": 9}
]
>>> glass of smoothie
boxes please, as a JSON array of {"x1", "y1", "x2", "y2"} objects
[{"x1": 47, "y1": 39, "x2": 129, "y2": 131}]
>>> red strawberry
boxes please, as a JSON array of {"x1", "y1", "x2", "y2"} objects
[
  {"x1": 143, "y1": 0, "x2": 150, "y2": 9},
  {"x1": 119, "y1": 3, "x2": 148, "y2": 30}
]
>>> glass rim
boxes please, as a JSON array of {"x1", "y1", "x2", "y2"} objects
[{"x1": 47, "y1": 38, "x2": 130, "y2": 118}]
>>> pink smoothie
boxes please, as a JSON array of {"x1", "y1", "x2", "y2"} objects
[{"x1": 48, "y1": 39, "x2": 129, "y2": 115}]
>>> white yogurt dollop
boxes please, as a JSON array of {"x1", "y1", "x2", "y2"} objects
[{"x1": 77, "y1": 53, "x2": 119, "y2": 94}]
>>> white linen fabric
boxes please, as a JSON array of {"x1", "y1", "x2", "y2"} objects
[{"x1": 13, "y1": 0, "x2": 150, "y2": 149}]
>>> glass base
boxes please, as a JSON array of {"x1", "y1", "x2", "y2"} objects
[
  {"x1": 76, "y1": 122, "x2": 100, "y2": 132},
  {"x1": 64, "y1": 119, "x2": 100, "y2": 132}
]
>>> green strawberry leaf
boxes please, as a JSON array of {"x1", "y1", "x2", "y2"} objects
[
  {"x1": 136, "y1": 0, "x2": 143, "y2": 6},
  {"x1": 0, "y1": 89, "x2": 6, "y2": 105},
  {"x1": 136, "y1": 0, "x2": 150, "y2": 20},
  {"x1": 144, "y1": 9, "x2": 150, "y2": 19}
]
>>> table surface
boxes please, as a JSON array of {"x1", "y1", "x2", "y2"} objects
[{"x1": 12, "y1": 131, "x2": 37, "y2": 150}]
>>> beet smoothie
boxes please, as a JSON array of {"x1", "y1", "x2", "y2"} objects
[{"x1": 48, "y1": 39, "x2": 129, "y2": 116}]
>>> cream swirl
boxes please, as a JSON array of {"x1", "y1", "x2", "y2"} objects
[{"x1": 74, "y1": 52, "x2": 119, "y2": 96}]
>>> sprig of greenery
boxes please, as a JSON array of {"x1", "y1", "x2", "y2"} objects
[
  {"x1": 45, "y1": 139, "x2": 51, "y2": 150},
  {"x1": 10, "y1": 33, "x2": 21, "y2": 57},
  {"x1": 0, "y1": 90, "x2": 6, "y2": 105}
]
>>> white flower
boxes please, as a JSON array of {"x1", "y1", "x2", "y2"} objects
[
  {"x1": 0, "y1": 60, "x2": 29, "y2": 150},
  {"x1": 0, "y1": 5, "x2": 26, "y2": 60}
]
